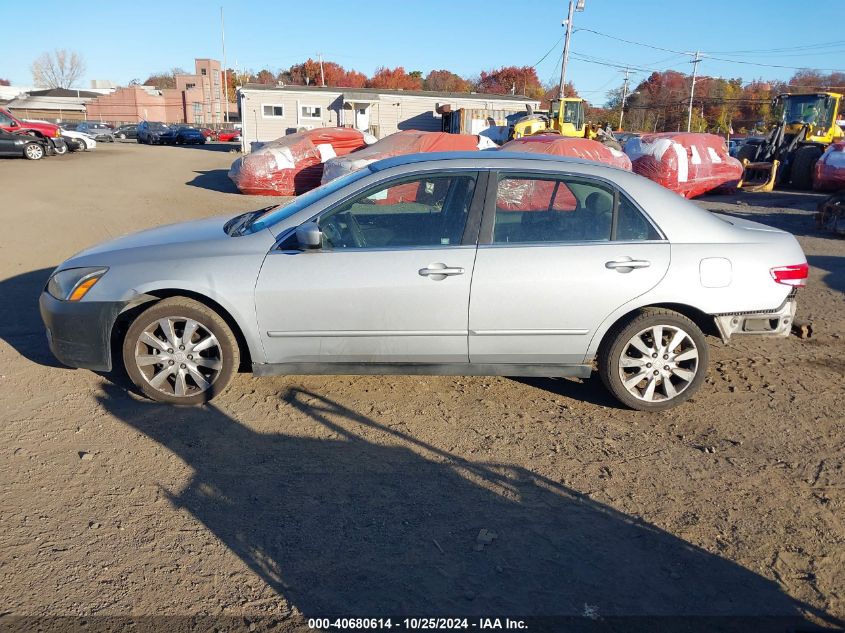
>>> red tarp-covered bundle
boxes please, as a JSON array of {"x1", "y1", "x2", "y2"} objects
[
  {"x1": 321, "y1": 130, "x2": 492, "y2": 184},
  {"x1": 500, "y1": 135, "x2": 633, "y2": 170},
  {"x1": 229, "y1": 128, "x2": 369, "y2": 196},
  {"x1": 497, "y1": 136, "x2": 632, "y2": 211},
  {"x1": 814, "y1": 142, "x2": 845, "y2": 192},
  {"x1": 624, "y1": 132, "x2": 743, "y2": 198}
]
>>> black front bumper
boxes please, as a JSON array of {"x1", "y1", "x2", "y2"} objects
[{"x1": 39, "y1": 292, "x2": 127, "y2": 372}]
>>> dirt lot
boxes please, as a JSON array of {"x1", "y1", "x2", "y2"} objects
[{"x1": 0, "y1": 142, "x2": 843, "y2": 631}]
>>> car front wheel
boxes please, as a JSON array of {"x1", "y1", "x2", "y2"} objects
[
  {"x1": 23, "y1": 142, "x2": 45, "y2": 160},
  {"x1": 122, "y1": 297, "x2": 239, "y2": 405},
  {"x1": 598, "y1": 308, "x2": 708, "y2": 411}
]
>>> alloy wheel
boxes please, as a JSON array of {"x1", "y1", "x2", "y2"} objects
[
  {"x1": 133, "y1": 316, "x2": 223, "y2": 397},
  {"x1": 617, "y1": 324, "x2": 699, "y2": 403}
]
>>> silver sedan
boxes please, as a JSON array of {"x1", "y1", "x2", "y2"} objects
[{"x1": 39, "y1": 152, "x2": 808, "y2": 410}]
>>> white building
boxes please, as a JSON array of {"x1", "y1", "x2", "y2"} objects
[{"x1": 237, "y1": 84, "x2": 540, "y2": 151}]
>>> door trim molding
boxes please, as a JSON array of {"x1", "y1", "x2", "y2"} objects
[
  {"x1": 469, "y1": 329, "x2": 589, "y2": 336},
  {"x1": 267, "y1": 330, "x2": 467, "y2": 338}
]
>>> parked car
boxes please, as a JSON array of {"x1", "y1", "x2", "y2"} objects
[
  {"x1": 60, "y1": 128, "x2": 97, "y2": 151},
  {"x1": 76, "y1": 122, "x2": 115, "y2": 143},
  {"x1": 159, "y1": 125, "x2": 207, "y2": 145},
  {"x1": 0, "y1": 108, "x2": 67, "y2": 154},
  {"x1": 136, "y1": 121, "x2": 169, "y2": 144},
  {"x1": 199, "y1": 127, "x2": 215, "y2": 140},
  {"x1": 0, "y1": 128, "x2": 50, "y2": 159},
  {"x1": 39, "y1": 152, "x2": 807, "y2": 410},
  {"x1": 217, "y1": 129, "x2": 241, "y2": 142},
  {"x1": 114, "y1": 124, "x2": 138, "y2": 140}
]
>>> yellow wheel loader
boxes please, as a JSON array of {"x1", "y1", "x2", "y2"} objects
[
  {"x1": 738, "y1": 92, "x2": 844, "y2": 192},
  {"x1": 510, "y1": 97, "x2": 597, "y2": 140}
]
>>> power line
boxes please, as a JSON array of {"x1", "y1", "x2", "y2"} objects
[
  {"x1": 576, "y1": 28, "x2": 845, "y2": 73},
  {"x1": 532, "y1": 36, "x2": 565, "y2": 69},
  {"x1": 703, "y1": 39, "x2": 845, "y2": 55}
]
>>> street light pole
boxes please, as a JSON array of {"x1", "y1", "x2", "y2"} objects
[{"x1": 221, "y1": 6, "x2": 229, "y2": 125}]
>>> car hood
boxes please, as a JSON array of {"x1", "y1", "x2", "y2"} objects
[{"x1": 70, "y1": 214, "x2": 236, "y2": 260}]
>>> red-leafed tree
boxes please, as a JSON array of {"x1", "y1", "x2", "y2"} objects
[
  {"x1": 424, "y1": 69, "x2": 471, "y2": 93},
  {"x1": 367, "y1": 67, "x2": 423, "y2": 90},
  {"x1": 254, "y1": 69, "x2": 276, "y2": 85},
  {"x1": 0, "y1": 78, "x2": 10, "y2": 86},
  {"x1": 476, "y1": 66, "x2": 544, "y2": 100}
]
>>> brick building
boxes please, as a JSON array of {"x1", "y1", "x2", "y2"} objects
[{"x1": 86, "y1": 58, "x2": 231, "y2": 125}]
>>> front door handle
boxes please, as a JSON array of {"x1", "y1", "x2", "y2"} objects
[
  {"x1": 605, "y1": 257, "x2": 651, "y2": 273},
  {"x1": 419, "y1": 263, "x2": 465, "y2": 280}
]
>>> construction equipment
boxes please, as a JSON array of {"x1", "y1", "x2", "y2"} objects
[
  {"x1": 737, "y1": 92, "x2": 844, "y2": 191},
  {"x1": 510, "y1": 97, "x2": 597, "y2": 140}
]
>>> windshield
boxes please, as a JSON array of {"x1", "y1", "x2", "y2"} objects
[
  {"x1": 779, "y1": 94, "x2": 833, "y2": 128},
  {"x1": 241, "y1": 168, "x2": 372, "y2": 234}
]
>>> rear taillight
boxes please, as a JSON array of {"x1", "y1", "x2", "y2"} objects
[{"x1": 770, "y1": 263, "x2": 808, "y2": 287}]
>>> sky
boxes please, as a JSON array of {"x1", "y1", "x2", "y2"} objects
[{"x1": 2, "y1": 0, "x2": 844, "y2": 103}]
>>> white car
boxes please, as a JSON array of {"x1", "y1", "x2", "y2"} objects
[{"x1": 61, "y1": 129, "x2": 97, "y2": 151}]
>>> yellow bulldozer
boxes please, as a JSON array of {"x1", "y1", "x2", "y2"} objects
[
  {"x1": 511, "y1": 97, "x2": 598, "y2": 140},
  {"x1": 738, "y1": 92, "x2": 845, "y2": 191}
]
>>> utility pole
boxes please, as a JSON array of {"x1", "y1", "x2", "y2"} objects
[
  {"x1": 318, "y1": 53, "x2": 325, "y2": 87},
  {"x1": 221, "y1": 6, "x2": 229, "y2": 125},
  {"x1": 558, "y1": 0, "x2": 585, "y2": 99},
  {"x1": 686, "y1": 50, "x2": 701, "y2": 132},
  {"x1": 618, "y1": 67, "x2": 630, "y2": 130}
]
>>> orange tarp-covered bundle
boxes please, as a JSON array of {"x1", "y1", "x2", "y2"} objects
[{"x1": 229, "y1": 128, "x2": 369, "y2": 196}]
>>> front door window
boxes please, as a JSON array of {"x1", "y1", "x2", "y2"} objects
[{"x1": 318, "y1": 174, "x2": 476, "y2": 249}]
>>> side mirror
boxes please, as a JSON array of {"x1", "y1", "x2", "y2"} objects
[
  {"x1": 295, "y1": 221, "x2": 323, "y2": 249},
  {"x1": 9, "y1": 120, "x2": 18, "y2": 127}
]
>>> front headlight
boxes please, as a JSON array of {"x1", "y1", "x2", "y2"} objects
[{"x1": 47, "y1": 267, "x2": 108, "y2": 301}]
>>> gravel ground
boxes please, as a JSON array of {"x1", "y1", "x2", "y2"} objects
[{"x1": 0, "y1": 143, "x2": 843, "y2": 632}]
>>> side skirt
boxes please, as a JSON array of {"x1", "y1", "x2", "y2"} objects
[{"x1": 252, "y1": 362, "x2": 593, "y2": 379}]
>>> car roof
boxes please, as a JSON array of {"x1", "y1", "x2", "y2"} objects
[{"x1": 369, "y1": 150, "x2": 627, "y2": 173}]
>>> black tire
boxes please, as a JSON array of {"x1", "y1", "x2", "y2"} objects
[
  {"x1": 54, "y1": 143, "x2": 68, "y2": 155},
  {"x1": 790, "y1": 145, "x2": 823, "y2": 190},
  {"x1": 122, "y1": 297, "x2": 239, "y2": 405},
  {"x1": 23, "y1": 142, "x2": 44, "y2": 160},
  {"x1": 735, "y1": 143, "x2": 758, "y2": 164},
  {"x1": 598, "y1": 308, "x2": 709, "y2": 411}
]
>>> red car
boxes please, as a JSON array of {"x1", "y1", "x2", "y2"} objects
[
  {"x1": 217, "y1": 129, "x2": 241, "y2": 142},
  {"x1": 0, "y1": 107, "x2": 68, "y2": 154}
]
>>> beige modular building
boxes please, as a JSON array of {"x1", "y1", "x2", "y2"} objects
[{"x1": 237, "y1": 84, "x2": 540, "y2": 151}]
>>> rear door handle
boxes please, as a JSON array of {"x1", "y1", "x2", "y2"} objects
[
  {"x1": 605, "y1": 258, "x2": 651, "y2": 273},
  {"x1": 419, "y1": 263, "x2": 465, "y2": 280}
]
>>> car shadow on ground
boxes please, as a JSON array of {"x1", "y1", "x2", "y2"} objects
[
  {"x1": 509, "y1": 376, "x2": 625, "y2": 409},
  {"x1": 807, "y1": 255, "x2": 845, "y2": 293},
  {"x1": 0, "y1": 267, "x2": 64, "y2": 367},
  {"x1": 167, "y1": 142, "x2": 241, "y2": 153},
  {"x1": 92, "y1": 381, "x2": 841, "y2": 630},
  {"x1": 186, "y1": 169, "x2": 241, "y2": 193}
]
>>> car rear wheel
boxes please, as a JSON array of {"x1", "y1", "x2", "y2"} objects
[
  {"x1": 122, "y1": 298, "x2": 239, "y2": 405},
  {"x1": 23, "y1": 142, "x2": 45, "y2": 160},
  {"x1": 598, "y1": 308, "x2": 708, "y2": 411},
  {"x1": 117, "y1": 133, "x2": 126, "y2": 139},
  {"x1": 54, "y1": 143, "x2": 67, "y2": 155}
]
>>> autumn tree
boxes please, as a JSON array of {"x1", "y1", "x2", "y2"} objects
[
  {"x1": 477, "y1": 66, "x2": 544, "y2": 100},
  {"x1": 367, "y1": 67, "x2": 422, "y2": 90},
  {"x1": 424, "y1": 70, "x2": 471, "y2": 93},
  {"x1": 254, "y1": 69, "x2": 276, "y2": 85},
  {"x1": 143, "y1": 67, "x2": 188, "y2": 89},
  {"x1": 31, "y1": 49, "x2": 86, "y2": 89},
  {"x1": 0, "y1": 78, "x2": 10, "y2": 86}
]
